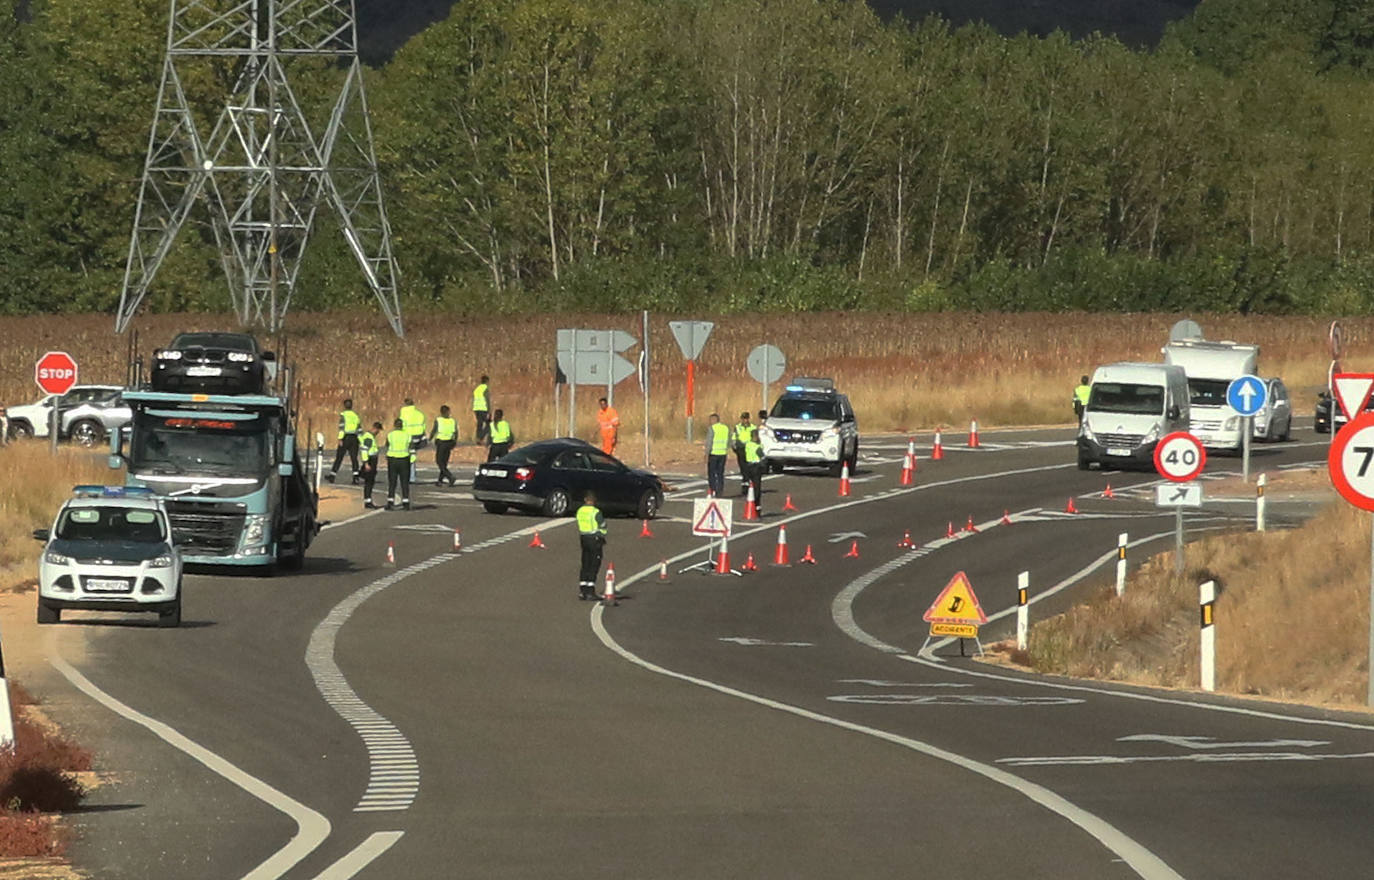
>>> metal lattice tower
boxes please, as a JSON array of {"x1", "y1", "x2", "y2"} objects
[{"x1": 115, "y1": 0, "x2": 404, "y2": 336}]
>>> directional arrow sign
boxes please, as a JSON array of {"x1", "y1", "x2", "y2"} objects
[
  {"x1": 1226, "y1": 374, "x2": 1267, "y2": 417},
  {"x1": 555, "y1": 352, "x2": 635, "y2": 386},
  {"x1": 1155, "y1": 484, "x2": 1203, "y2": 508},
  {"x1": 556, "y1": 328, "x2": 636, "y2": 353}
]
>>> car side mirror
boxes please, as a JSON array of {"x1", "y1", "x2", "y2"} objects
[
  {"x1": 261, "y1": 350, "x2": 276, "y2": 361},
  {"x1": 1167, "y1": 405, "x2": 1180, "y2": 421},
  {"x1": 32, "y1": 529, "x2": 49, "y2": 542},
  {"x1": 107, "y1": 454, "x2": 124, "y2": 470},
  {"x1": 278, "y1": 462, "x2": 295, "y2": 477}
]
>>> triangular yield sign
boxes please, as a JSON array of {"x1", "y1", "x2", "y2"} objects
[
  {"x1": 692, "y1": 500, "x2": 729, "y2": 535},
  {"x1": 1333, "y1": 373, "x2": 1374, "y2": 420},
  {"x1": 922, "y1": 571, "x2": 989, "y2": 624}
]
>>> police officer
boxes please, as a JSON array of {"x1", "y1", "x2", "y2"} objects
[
  {"x1": 328, "y1": 398, "x2": 362, "y2": 483},
  {"x1": 486, "y1": 408, "x2": 514, "y2": 462},
  {"x1": 742, "y1": 432, "x2": 764, "y2": 514},
  {"x1": 359, "y1": 421, "x2": 382, "y2": 508},
  {"x1": 575, "y1": 490, "x2": 607, "y2": 600},
  {"x1": 472, "y1": 375, "x2": 491, "y2": 443},
  {"x1": 705, "y1": 412, "x2": 730, "y2": 496},
  {"x1": 383, "y1": 418, "x2": 412, "y2": 511},
  {"x1": 399, "y1": 397, "x2": 426, "y2": 481},
  {"x1": 1073, "y1": 375, "x2": 1091, "y2": 424},
  {"x1": 732, "y1": 411, "x2": 754, "y2": 494},
  {"x1": 430, "y1": 405, "x2": 458, "y2": 486}
]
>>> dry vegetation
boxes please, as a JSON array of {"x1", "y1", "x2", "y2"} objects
[{"x1": 0, "y1": 444, "x2": 108, "y2": 594}]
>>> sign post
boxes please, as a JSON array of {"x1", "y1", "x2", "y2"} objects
[
  {"x1": 35, "y1": 351, "x2": 78, "y2": 455},
  {"x1": 746, "y1": 344, "x2": 786, "y2": 412},
  {"x1": 1154, "y1": 431, "x2": 1206, "y2": 575},
  {"x1": 1226, "y1": 375, "x2": 1267, "y2": 482},
  {"x1": 669, "y1": 321, "x2": 713, "y2": 442},
  {"x1": 1326, "y1": 411, "x2": 1374, "y2": 706}
]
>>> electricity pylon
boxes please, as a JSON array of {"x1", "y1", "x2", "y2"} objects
[{"x1": 115, "y1": 0, "x2": 404, "y2": 336}]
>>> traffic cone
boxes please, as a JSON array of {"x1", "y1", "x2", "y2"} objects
[
  {"x1": 742, "y1": 551, "x2": 758, "y2": 572},
  {"x1": 946, "y1": 521, "x2": 956, "y2": 539},
  {"x1": 602, "y1": 562, "x2": 618, "y2": 606},
  {"x1": 899, "y1": 451, "x2": 914, "y2": 486},
  {"x1": 838, "y1": 462, "x2": 851, "y2": 497},
  {"x1": 743, "y1": 484, "x2": 759, "y2": 521},
  {"x1": 783, "y1": 494, "x2": 798, "y2": 512},
  {"x1": 1065, "y1": 497, "x2": 1078, "y2": 514},
  {"x1": 773, "y1": 524, "x2": 791, "y2": 566},
  {"x1": 963, "y1": 515, "x2": 979, "y2": 534},
  {"x1": 932, "y1": 429, "x2": 944, "y2": 461},
  {"x1": 799, "y1": 544, "x2": 817, "y2": 565},
  {"x1": 968, "y1": 419, "x2": 981, "y2": 448},
  {"x1": 452, "y1": 529, "x2": 462, "y2": 551},
  {"x1": 897, "y1": 529, "x2": 915, "y2": 549},
  {"x1": 1001, "y1": 509, "x2": 1012, "y2": 526},
  {"x1": 658, "y1": 560, "x2": 670, "y2": 583},
  {"x1": 386, "y1": 540, "x2": 396, "y2": 565},
  {"x1": 907, "y1": 437, "x2": 917, "y2": 459},
  {"x1": 844, "y1": 539, "x2": 860, "y2": 558},
  {"x1": 714, "y1": 536, "x2": 733, "y2": 574},
  {"x1": 639, "y1": 519, "x2": 654, "y2": 538},
  {"x1": 1103, "y1": 483, "x2": 1115, "y2": 499},
  {"x1": 529, "y1": 530, "x2": 546, "y2": 549}
]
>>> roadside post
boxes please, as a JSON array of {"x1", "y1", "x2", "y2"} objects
[
  {"x1": 1115, "y1": 532, "x2": 1128, "y2": 596},
  {"x1": 746, "y1": 344, "x2": 786, "y2": 412},
  {"x1": 668, "y1": 321, "x2": 713, "y2": 442},
  {"x1": 1226, "y1": 374, "x2": 1266, "y2": 483},
  {"x1": 35, "y1": 351, "x2": 78, "y2": 456},
  {"x1": 1016, "y1": 571, "x2": 1029, "y2": 652},
  {"x1": 1325, "y1": 410, "x2": 1374, "y2": 706},
  {"x1": 1199, "y1": 579, "x2": 1216, "y2": 692},
  {"x1": 1256, "y1": 473, "x2": 1266, "y2": 532},
  {"x1": 1154, "y1": 432, "x2": 1206, "y2": 576}
]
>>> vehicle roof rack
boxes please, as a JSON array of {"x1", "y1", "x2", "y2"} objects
[{"x1": 784, "y1": 377, "x2": 836, "y2": 393}]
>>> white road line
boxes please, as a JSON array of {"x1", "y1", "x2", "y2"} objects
[
  {"x1": 310, "y1": 831, "x2": 405, "y2": 880},
  {"x1": 48, "y1": 653, "x2": 331, "y2": 880}
]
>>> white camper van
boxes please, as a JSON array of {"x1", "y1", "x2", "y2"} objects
[
  {"x1": 1162, "y1": 339, "x2": 1259, "y2": 451},
  {"x1": 1077, "y1": 363, "x2": 1190, "y2": 471}
]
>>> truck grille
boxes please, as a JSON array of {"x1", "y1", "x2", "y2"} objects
[
  {"x1": 165, "y1": 501, "x2": 243, "y2": 553},
  {"x1": 1095, "y1": 432, "x2": 1143, "y2": 448},
  {"x1": 773, "y1": 429, "x2": 821, "y2": 443}
]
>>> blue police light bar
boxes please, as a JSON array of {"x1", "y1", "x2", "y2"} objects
[
  {"x1": 72, "y1": 485, "x2": 156, "y2": 498},
  {"x1": 785, "y1": 385, "x2": 803, "y2": 392}
]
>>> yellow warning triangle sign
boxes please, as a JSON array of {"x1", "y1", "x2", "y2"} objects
[{"x1": 922, "y1": 571, "x2": 989, "y2": 624}]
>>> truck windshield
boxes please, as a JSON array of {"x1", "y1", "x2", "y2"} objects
[
  {"x1": 770, "y1": 398, "x2": 838, "y2": 421},
  {"x1": 1087, "y1": 383, "x2": 1164, "y2": 415},
  {"x1": 131, "y1": 413, "x2": 272, "y2": 475},
  {"x1": 1186, "y1": 379, "x2": 1230, "y2": 407}
]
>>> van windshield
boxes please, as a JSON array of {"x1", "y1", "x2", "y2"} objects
[
  {"x1": 1187, "y1": 379, "x2": 1230, "y2": 407},
  {"x1": 1088, "y1": 383, "x2": 1164, "y2": 415}
]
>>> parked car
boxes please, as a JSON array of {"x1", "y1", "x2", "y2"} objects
[
  {"x1": 1252, "y1": 377, "x2": 1292, "y2": 442},
  {"x1": 472, "y1": 438, "x2": 664, "y2": 518},
  {"x1": 5, "y1": 384, "x2": 131, "y2": 446},
  {"x1": 34, "y1": 485, "x2": 182, "y2": 627},
  {"x1": 1315, "y1": 391, "x2": 1332, "y2": 434},
  {"x1": 150, "y1": 332, "x2": 274, "y2": 394}
]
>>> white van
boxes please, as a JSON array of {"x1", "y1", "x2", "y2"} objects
[
  {"x1": 1162, "y1": 340, "x2": 1259, "y2": 451},
  {"x1": 1077, "y1": 363, "x2": 1190, "y2": 470}
]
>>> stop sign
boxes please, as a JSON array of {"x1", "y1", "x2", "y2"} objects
[{"x1": 34, "y1": 351, "x2": 78, "y2": 396}]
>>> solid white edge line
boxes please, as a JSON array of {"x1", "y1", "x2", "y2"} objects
[
  {"x1": 310, "y1": 831, "x2": 405, "y2": 880},
  {"x1": 589, "y1": 612, "x2": 1184, "y2": 880},
  {"x1": 48, "y1": 652, "x2": 331, "y2": 880}
]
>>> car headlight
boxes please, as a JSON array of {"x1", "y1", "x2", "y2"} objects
[
  {"x1": 156, "y1": 350, "x2": 182, "y2": 360},
  {"x1": 148, "y1": 554, "x2": 174, "y2": 568},
  {"x1": 1079, "y1": 422, "x2": 1095, "y2": 442},
  {"x1": 1141, "y1": 424, "x2": 1161, "y2": 445},
  {"x1": 821, "y1": 425, "x2": 839, "y2": 438},
  {"x1": 242, "y1": 514, "x2": 269, "y2": 544},
  {"x1": 43, "y1": 550, "x2": 71, "y2": 565},
  {"x1": 227, "y1": 351, "x2": 253, "y2": 363},
  {"x1": 758, "y1": 426, "x2": 772, "y2": 440}
]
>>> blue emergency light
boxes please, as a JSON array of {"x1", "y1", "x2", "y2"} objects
[{"x1": 72, "y1": 485, "x2": 155, "y2": 498}]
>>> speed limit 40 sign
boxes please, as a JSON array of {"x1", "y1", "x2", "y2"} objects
[
  {"x1": 1329, "y1": 412, "x2": 1374, "y2": 511},
  {"x1": 1154, "y1": 432, "x2": 1206, "y2": 482}
]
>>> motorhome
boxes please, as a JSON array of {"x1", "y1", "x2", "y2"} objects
[
  {"x1": 1162, "y1": 339, "x2": 1259, "y2": 451},
  {"x1": 1077, "y1": 363, "x2": 1190, "y2": 470}
]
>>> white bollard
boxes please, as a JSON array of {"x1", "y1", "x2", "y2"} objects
[
  {"x1": 1016, "y1": 571, "x2": 1029, "y2": 652},
  {"x1": 1199, "y1": 580, "x2": 1216, "y2": 692},
  {"x1": 1115, "y1": 532, "x2": 1128, "y2": 596},
  {"x1": 1256, "y1": 473, "x2": 1267, "y2": 532}
]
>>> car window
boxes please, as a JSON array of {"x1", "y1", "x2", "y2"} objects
[
  {"x1": 553, "y1": 451, "x2": 589, "y2": 470},
  {"x1": 771, "y1": 397, "x2": 839, "y2": 421},
  {"x1": 586, "y1": 452, "x2": 622, "y2": 472},
  {"x1": 56, "y1": 507, "x2": 166, "y2": 542}
]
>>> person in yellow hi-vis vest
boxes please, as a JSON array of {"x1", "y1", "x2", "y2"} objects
[
  {"x1": 382, "y1": 418, "x2": 412, "y2": 511},
  {"x1": 486, "y1": 409, "x2": 514, "y2": 462},
  {"x1": 575, "y1": 491, "x2": 607, "y2": 601},
  {"x1": 705, "y1": 412, "x2": 730, "y2": 496},
  {"x1": 399, "y1": 397, "x2": 426, "y2": 482},
  {"x1": 328, "y1": 398, "x2": 362, "y2": 484},
  {"x1": 430, "y1": 405, "x2": 458, "y2": 486},
  {"x1": 359, "y1": 421, "x2": 382, "y2": 509},
  {"x1": 472, "y1": 375, "x2": 491, "y2": 443},
  {"x1": 1073, "y1": 375, "x2": 1091, "y2": 424}
]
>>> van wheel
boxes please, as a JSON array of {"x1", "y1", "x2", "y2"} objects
[{"x1": 1077, "y1": 454, "x2": 1091, "y2": 471}]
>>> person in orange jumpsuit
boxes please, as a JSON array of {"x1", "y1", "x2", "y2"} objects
[{"x1": 597, "y1": 397, "x2": 620, "y2": 456}]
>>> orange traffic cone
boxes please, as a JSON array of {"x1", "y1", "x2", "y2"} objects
[
  {"x1": 963, "y1": 515, "x2": 979, "y2": 534},
  {"x1": 658, "y1": 560, "x2": 670, "y2": 583},
  {"x1": 1065, "y1": 497, "x2": 1078, "y2": 514},
  {"x1": 1103, "y1": 483, "x2": 1115, "y2": 499},
  {"x1": 968, "y1": 419, "x2": 981, "y2": 448},
  {"x1": 907, "y1": 437, "x2": 917, "y2": 459},
  {"x1": 773, "y1": 524, "x2": 791, "y2": 566},
  {"x1": 386, "y1": 540, "x2": 396, "y2": 565},
  {"x1": 783, "y1": 494, "x2": 798, "y2": 512},
  {"x1": 639, "y1": 519, "x2": 654, "y2": 538},
  {"x1": 839, "y1": 462, "x2": 852, "y2": 497},
  {"x1": 932, "y1": 429, "x2": 944, "y2": 461},
  {"x1": 529, "y1": 530, "x2": 546, "y2": 549},
  {"x1": 897, "y1": 529, "x2": 915, "y2": 549},
  {"x1": 945, "y1": 521, "x2": 956, "y2": 539},
  {"x1": 714, "y1": 536, "x2": 733, "y2": 574},
  {"x1": 742, "y1": 551, "x2": 758, "y2": 572},
  {"x1": 602, "y1": 562, "x2": 618, "y2": 606},
  {"x1": 1001, "y1": 509, "x2": 1012, "y2": 526},
  {"x1": 743, "y1": 484, "x2": 759, "y2": 521},
  {"x1": 453, "y1": 529, "x2": 462, "y2": 551},
  {"x1": 799, "y1": 544, "x2": 818, "y2": 565},
  {"x1": 844, "y1": 539, "x2": 860, "y2": 558},
  {"x1": 899, "y1": 451, "x2": 914, "y2": 486}
]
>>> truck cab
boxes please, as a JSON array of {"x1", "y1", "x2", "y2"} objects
[
  {"x1": 1162, "y1": 339, "x2": 1259, "y2": 452},
  {"x1": 1077, "y1": 363, "x2": 1190, "y2": 471}
]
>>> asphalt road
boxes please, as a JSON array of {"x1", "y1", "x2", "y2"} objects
[{"x1": 24, "y1": 425, "x2": 1371, "y2": 879}]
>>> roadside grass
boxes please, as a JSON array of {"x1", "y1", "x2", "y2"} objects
[
  {"x1": 0, "y1": 444, "x2": 109, "y2": 594},
  {"x1": 0, "y1": 682, "x2": 92, "y2": 858},
  {"x1": 1020, "y1": 499, "x2": 1371, "y2": 709}
]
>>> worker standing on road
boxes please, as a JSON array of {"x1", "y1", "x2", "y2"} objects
[
  {"x1": 1073, "y1": 375, "x2": 1091, "y2": 424},
  {"x1": 400, "y1": 397, "x2": 426, "y2": 482},
  {"x1": 359, "y1": 421, "x2": 382, "y2": 509},
  {"x1": 328, "y1": 398, "x2": 362, "y2": 484},
  {"x1": 732, "y1": 411, "x2": 754, "y2": 494},
  {"x1": 472, "y1": 375, "x2": 491, "y2": 444},
  {"x1": 743, "y1": 433, "x2": 764, "y2": 515},
  {"x1": 430, "y1": 405, "x2": 458, "y2": 486},
  {"x1": 706, "y1": 412, "x2": 730, "y2": 496},
  {"x1": 383, "y1": 418, "x2": 412, "y2": 511},
  {"x1": 596, "y1": 397, "x2": 620, "y2": 456},
  {"x1": 575, "y1": 491, "x2": 607, "y2": 600},
  {"x1": 486, "y1": 409, "x2": 514, "y2": 462}
]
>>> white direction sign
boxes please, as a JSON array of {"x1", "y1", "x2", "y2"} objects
[
  {"x1": 1155, "y1": 483, "x2": 1203, "y2": 508},
  {"x1": 1332, "y1": 372, "x2": 1374, "y2": 420},
  {"x1": 669, "y1": 320, "x2": 713, "y2": 361},
  {"x1": 556, "y1": 329, "x2": 637, "y2": 386},
  {"x1": 691, "y1": 498, "x2": 734, "y2": 537},
  {"x1": 556, "y1": 328, "x2": 635, "y2": 353},
  {"x1": 1225, "y1": 374, "x2": 1267, "y2": 417},
  {"x1": 1153, "y1": 432, "x2": 1206, "y2": 482},
  {"x1": 747, "y1": 344, "x2": 786, "y2": 384}
]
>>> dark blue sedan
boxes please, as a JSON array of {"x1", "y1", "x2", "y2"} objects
[{"x1": 472, "y1": 438, "x2": 664, "y2": 518}]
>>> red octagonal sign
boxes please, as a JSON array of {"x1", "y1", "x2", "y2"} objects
[{"x1": 34, "y1": 351, "x2": 78, "y2": 396}]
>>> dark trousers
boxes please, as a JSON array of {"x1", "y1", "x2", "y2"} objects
[
  {"x1": 734, "y1": 447, "x2": 749, "y2": 489},
  {"x1": 1074, "y1": 400, "x2": 1085, "y2": 423},
  {"x1": 474, "y1": 411, "x2": 490, "y2": 443},
  {"x1": 578, "y1": 533, "x2": 604, "y2": 594},
  {"x1": 707, "y1": 454, "x2": 726, "y2": 496},
  {"x1": 360, "y1": 459, "x2": 377, "y2": 502},
  {"x1": 386, "y1": 456, "x2": 411, "y2": 503},
  {"x1": 487, "y1": 442, "x2": 510, "y2": 462},
  {"x1": 434, "y1": 439, "x2": 455, "y2": 484},
  {"x1": 744, "y1": 461, "x2": 763, "y2": 510},
  {"x1": 332, "y1": 434, "x2": 359, "y2": 476}
]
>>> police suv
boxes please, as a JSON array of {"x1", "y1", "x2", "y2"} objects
[
  {"x1": 34, "y1": 486, "x2": 183, "y2": 627},
  {"x1": 758, "y1": 377, "x2": 859, "y2": 475}
]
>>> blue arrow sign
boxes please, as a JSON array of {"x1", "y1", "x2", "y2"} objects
[{"x1": 1226, "y1": 374, "x2": 1267, "y2": 416}]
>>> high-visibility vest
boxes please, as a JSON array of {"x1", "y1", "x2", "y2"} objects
[
  {"x1": 385, "y1": 429, "x2": 411, "y2": 459},
  {"x1": 400, "y1": 405, "x2": 425, "y2": 436},
  {"x1": 598, "y1": 406, "x2": 619, "y2": 433},
  {"x1": 576, "y1": 504, "x2": 606, "y2": 535},
  {"x1": 434, "y1": 416, "x2": 456, "y2": 441},
  {"x1": 359, "y1": 431, "x2": 376, "y2": 462},
  {"x1": 1074, "y1": 384, "x2": 1091, "y2": 405},
  {"x1": 734, "y1": 423, "x2": 754, "y2": 445},
  {"x1": 489, "y1": 420, "x2": 512, "y2": 444},
  {"x1": 709, "y1": 422, "x2": 730, "y2": 455},
  {"x1": 338, "y1": 409, "x2": 361, "y2": 440},
  {"x1": 744, "y1": 438, "x2": 762, "y2": 464},
  {"x1": 473, "y1": 384, "x2": 489, "y2": 413}
]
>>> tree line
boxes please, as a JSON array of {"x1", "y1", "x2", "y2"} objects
[{"x1": 4, "y1": 0, "x2": 1374, "y2": 318}]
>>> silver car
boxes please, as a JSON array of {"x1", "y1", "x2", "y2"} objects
[
  {"x1": 5, "y1": 385, "x2": 131, "y2": 447},
  {"x1": 1253, "y1": 377, "x2": 1292, "y2": 442}
]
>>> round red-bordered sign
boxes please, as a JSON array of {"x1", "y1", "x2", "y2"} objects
[
  {"x1": 1328, "y1": 412, "x2": 1374, "y2": 511},
  {"x1": 1153, "y1": 431, "x2": 1206, "y2": 482}
]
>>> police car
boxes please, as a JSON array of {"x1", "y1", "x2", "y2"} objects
[
  {"x1": 34, "y1": 486, "x2": 183, "y2": 627},
  {"x1": 758, "y1": 377, "x2": 859, "y2": 475}
]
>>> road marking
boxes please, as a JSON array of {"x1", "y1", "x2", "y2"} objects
[
  {"x1": 1117, "y1": 734, "x2": 1327, "y2": 749},
  {"x1": 998, "y1": 751, "x2": 1374, "y2": 767},
  {"x1": 837, "y1": 679, "x2": 971, "y2": 688},
  {"x1": 718, "y1": 637, "x2": 814, "y2": 647},
  {"x1": 48, "y1": 653, "x2": 331, "y2": 880},
  {"x1": 827, "y1": 531, "x2": 867, "y2": 542},
  {"x1": 310, "y1": 831, "x2": 405, "y2": 880},
  {"x1": 827, "y1": 694, "x2": 1082, "y2": 706}
]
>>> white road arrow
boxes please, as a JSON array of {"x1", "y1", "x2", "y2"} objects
[
  {"x1": 827, "y1": 531, "x2": 868, "y2": 543},
  {"x1": 1117, "y1": 734, "x2": 1328, "y2": 750},
  {"x1": 718, "y1": 637, "x2": 814, "y2": 647}
]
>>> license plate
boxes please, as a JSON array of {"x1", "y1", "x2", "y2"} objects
[
  {"x1": 1106, "y1": 448, "x2": 1131, "y2": 457},
  {"x1": 186, "y1": 366, "x2": 222, "y2": 377},
  {"x1": 85, "y1": 577, "x2": 131, "y2": 593},
  {"x1": 483, "y1": 467, "x2": 507, "y2": 478}
]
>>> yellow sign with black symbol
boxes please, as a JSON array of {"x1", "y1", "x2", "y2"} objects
[{"x1": 923, "y1": 571, "x2": 989, "y2": 625}]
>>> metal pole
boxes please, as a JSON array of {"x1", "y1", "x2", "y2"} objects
[
  {"x1": 1368, "y1": 513, "x2": 1374, "y2": 706},
  {"x1": 554, "y1": 380, "x2": 560, "y2": 439},
  {"x1": 1242, "y1": 416, "x2": 1251, "y2": 482},
  {"x1": 49, "y1": 402, "x2": 58, "y2": 456},
  {"x1": 569, "y1": 347, "x2": 577, "y2": 438},
  {"x1": 1174, "y1": 507, "x2": 1185, "y2": 576},
  {"x1": 642, "y1": 310, "x2": 650, "y2": 468},
  {"x1": 1256, "y1": 473, "x2": 1267, "y2": 532},
  {"x1": 685, "y1": 359, "x2": 695, "y2": 443},
  {"x1": 606, "y1": 330, "x2": 614, "y2": 408}
]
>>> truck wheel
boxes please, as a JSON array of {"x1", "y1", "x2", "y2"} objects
[
  {"x1": 278, "y1": 541, "x2": 305, "y2": 571},
  {"x1": 37, "y1": 602, "x2": 59, "y2": 624},
  {"x1": 158, "y1": 600, "x2": 181, "y2": 628},
  {"x1": 69, "y1": 419, "x2": 104, "y2": 448}
]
